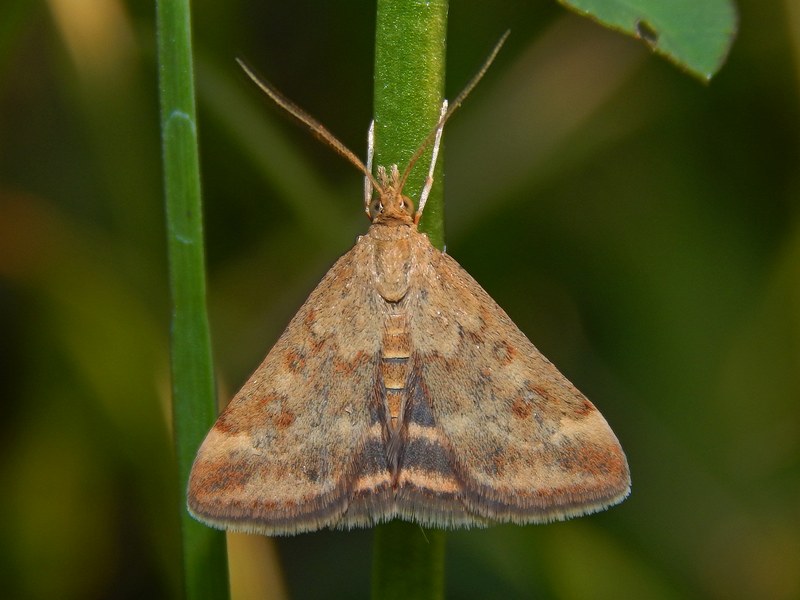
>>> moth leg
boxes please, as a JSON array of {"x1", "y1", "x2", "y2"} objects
[
  {"x1": 364, "y1": 120, "x2": 375, "y2": 218},
  {"x1": 416, "y1": 100, "x2": 448, "y2": 219}
]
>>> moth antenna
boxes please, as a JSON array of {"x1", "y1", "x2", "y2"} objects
[
  {"x1": 397, "y1": 30, "x2": 510, "y2": 195},
  {"x1": 237, "y1": 58, "x2": 383, "y2": 194},
  {"x1": 364, "y1": 120, "x2": 375, "y2": 218},
  {"x1": 415, "y1": 100, "x2": 448, "y2": 222}
]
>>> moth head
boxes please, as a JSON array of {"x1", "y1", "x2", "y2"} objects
[{"x1": 369, "y1": 165, "x2": 415, "y2": 223}]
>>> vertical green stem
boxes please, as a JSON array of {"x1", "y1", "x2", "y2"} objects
[
  {"x1": 373, "y1": 520, "x2": 446, "y2": 600},
  {"x1": 371, "y1": 1, "x2": 448, "y2": 599},
  {"x1": 156, "y1": 1, "x2": 229, "y2": 599},
  {"x1": 373, "y1": 0, "x2": 449, "y2": 250}
]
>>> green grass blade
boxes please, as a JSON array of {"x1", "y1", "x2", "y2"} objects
[
  {"x1": 155, "y1": 1, "x2": 229, "y2": 598},
  {"x1": 371, "y1": 1, "x2": 448, "y2": 598}
]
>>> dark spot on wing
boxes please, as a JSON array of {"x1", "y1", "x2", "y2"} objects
[{"x1": 402, "y1": 437, "x2": 454, "y2": 478}]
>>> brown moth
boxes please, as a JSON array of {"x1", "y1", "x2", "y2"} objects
[{"x1": 188, "y1": 38, "x2": 630, "y2": 535}]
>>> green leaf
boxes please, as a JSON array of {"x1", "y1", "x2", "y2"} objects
[{"x1": 558, "y1": 0, "x2": 738, "y2": 80}]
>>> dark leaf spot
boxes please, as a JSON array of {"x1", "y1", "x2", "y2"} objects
[{"x1": 636, "y1": 19, "x2": 659, "y2": 47}]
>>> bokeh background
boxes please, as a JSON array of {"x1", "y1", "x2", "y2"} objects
[{"x1": 1, "y1": 1, "x2": 798, "y2": 598}]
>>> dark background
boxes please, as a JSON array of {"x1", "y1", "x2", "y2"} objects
[{"x1": 1, "y1": 1, "x2": 798, "y2": 598}]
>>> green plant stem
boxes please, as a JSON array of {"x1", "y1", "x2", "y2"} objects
[
  {"x1": 156, "y1": 1, "x2": 229, "y2": 599},
  {"x1": 373, "y1": 521, "x2": 446, "y2": 600},
  {"x1": 371, "y1": 1, "x2": 448, "y2": 599},
  {"x1": 373, "y1": 0, "x2": 449, "y2": 250}
]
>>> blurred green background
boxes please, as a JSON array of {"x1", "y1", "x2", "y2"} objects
[{"x1": 1, "y1": 1, "x2": 798, "y2": 598}]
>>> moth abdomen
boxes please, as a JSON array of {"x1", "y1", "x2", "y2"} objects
[{"x1": 379, "y1": 313, "x2": 412, "y2": 481}]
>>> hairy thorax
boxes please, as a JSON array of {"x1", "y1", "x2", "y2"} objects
[{"x1": 368, "y1": 222, "x2": 416, "y2": 303}]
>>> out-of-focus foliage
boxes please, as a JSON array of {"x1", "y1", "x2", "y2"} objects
[{"x1": 1, "y1": 1, "x2": 798, "y2": 599}]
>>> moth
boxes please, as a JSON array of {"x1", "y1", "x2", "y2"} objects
[{"x1": 188, "y1": 37, "x2": 630, "y2": 535}]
